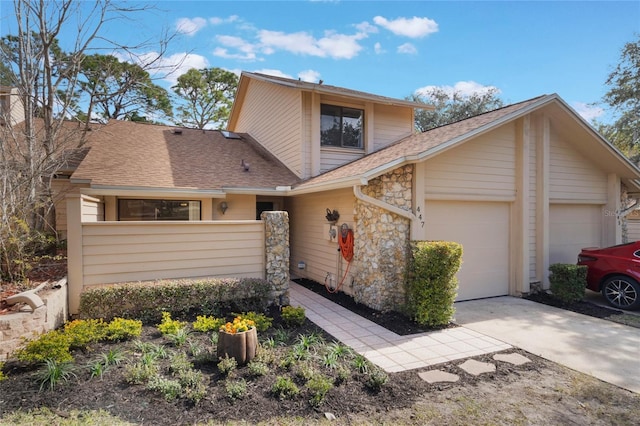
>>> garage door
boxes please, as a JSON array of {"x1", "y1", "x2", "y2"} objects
[
  {"x1": 549, "y1": 204, "x2": 602, "y2": 264},
  {"x1": 424, "y1": 201, "x2": 510, "y2": 301}
]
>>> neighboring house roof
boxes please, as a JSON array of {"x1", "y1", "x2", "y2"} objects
[
  {"x1": 293, "y1": 94, "x2": 640, "y2": 193},
  {"x1": 228, "y1": 71, "x2": 432, "y2": 130},
  {"x1": 71, "y1": 120, "x2": 300, "y2": 194}
]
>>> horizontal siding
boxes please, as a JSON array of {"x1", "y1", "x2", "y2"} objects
[
  {"x1": 373, "y1": 104, "x2": 414, "y2": 151},
  {"x1": 235, "y1": 79, "x2": 303, "y2": 176},
  {"x1": 424, "y1": 124, "x2": 516, "y2": 199},
  {"x1": 81, "y1": 221, "x2": 264, "y2": 285},
  {"x1": 627, "y1": 219, "x2": 640, "y2": 241},
  {"x1": 82, "y1": 198, "x2": 103, "y2": 222},
  {"x1": 320, "y1": 148, "x2": 364, "y2": 173},
  {"x1": 549, "y1": 129, "x2": 607, "y2": 201},
  {"x1": 286, "y1": 188, "x2": 356, "y2": 295}
]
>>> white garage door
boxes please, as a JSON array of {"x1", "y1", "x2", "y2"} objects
[
  {"x1": 424, "y1": 201, "x2": 510, "y2": 301},
  {"x1": 549, "y1": 204, "x2": 602, "y2": 265}
]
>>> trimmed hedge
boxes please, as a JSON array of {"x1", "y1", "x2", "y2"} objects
[
  {"x1": 78, "y1": 278, "x2": 272, "y2": 323},
  {"x1": 406, "y1": 241, "x2": 462, "y2": 327},
  {"x1": 548, "y1": 264, "x2": 587, "y2": 304}
]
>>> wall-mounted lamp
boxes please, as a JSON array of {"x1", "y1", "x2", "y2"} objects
[{"x1": 219, "y1": 201, "x2": 229, "y2": 215}]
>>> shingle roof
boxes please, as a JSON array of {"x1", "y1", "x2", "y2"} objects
[
  {"x1": 294, "y1": 95, "x2": 550, "y2": 190},
  {"x1": 72, "y1": 120, "x2": 300, "y2": 190},
  {"x1": 241, "y1": 72, "x2": 430, "y2": 109}
]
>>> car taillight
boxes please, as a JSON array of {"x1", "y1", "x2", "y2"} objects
[{"x1": 577, "y1": 254, "x2": 597, "y2": 263}]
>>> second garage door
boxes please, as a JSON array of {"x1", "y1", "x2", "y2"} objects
[
  {"x1": 424, "y1": 201, "x2": 510, "y2": 301},
  {"x1": 549, "y1": 204, "x2": 602, "y2": 265}
]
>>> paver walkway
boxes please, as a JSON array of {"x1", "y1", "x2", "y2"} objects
[{"x1": 289, "y1": 282, "x2": 511, "y2": 372}]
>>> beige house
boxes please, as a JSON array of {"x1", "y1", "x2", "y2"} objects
[{"x1": 57, "y1": 72, "x2": 640, "y2": 314}]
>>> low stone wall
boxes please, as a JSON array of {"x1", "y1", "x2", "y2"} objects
[{"x1": 0, "y1": 278, "x2": 69, "y2": 361}]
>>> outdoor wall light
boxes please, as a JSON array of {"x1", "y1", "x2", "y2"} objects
[{"x1": 219, "y1": 201, "x2": 229, "y2": 215}]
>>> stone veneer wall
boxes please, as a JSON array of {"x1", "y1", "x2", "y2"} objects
[
  {"x1": 352, "y1": 165, "x2": 413, "y2": 312},
  {"x1": 0, "y1": 278, "x2": 68, "y2": 361},
  {"x1": 262, "y1": 211, "x2": 290, "y2": 305}
]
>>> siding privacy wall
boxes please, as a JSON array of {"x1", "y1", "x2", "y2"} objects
[
  {"x1": 549, "y1": 129, "x2": 607, "y2": 202},
  {"x1": 424, "y1": 124, "x2": 517, "y2": 199},
  {"x1": 234, "y1": 79, "x2": 304, "y2": 177},
  {"x1": 81, "y1": 222, "x2": 265, "y2": 286},
  {"x1": 286, "y1": 188, "x2": 356, "y2": 294}
]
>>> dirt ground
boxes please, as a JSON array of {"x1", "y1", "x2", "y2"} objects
[{"x1": 1, "y1": 275, "x2": 639, "y2": 425}]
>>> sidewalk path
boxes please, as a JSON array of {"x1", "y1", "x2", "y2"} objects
[{"x1": 289, "y1": 282, "x2": 510, "y2": 373}]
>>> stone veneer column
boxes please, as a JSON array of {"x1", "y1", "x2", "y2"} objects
[
  {"x1": 262, "y1": 211, "x2": 290, "y2": 305},
  {"x1": 352, "y1": 165, "x2": 413, "y2": 312}
]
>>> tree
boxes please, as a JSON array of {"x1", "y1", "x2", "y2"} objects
[
  {"x1": 172, "y1": 67, "x2": 238, "y2": 129},
  {"x1": 0, "y1": 0, "x2": 170, "y2": 280},
  {"x1": 411, "y1": 87, "x2": 504, "y2": 132},
  {"x1": 598, "y1": 35, "x2": 640, "y2": 159},
  {"x1": 77, "y1": 54, "x2": 173, "y2": 122}
]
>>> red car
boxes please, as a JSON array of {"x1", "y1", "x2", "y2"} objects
[{"x1": 578, "y1": 242, "x2": 640, "y2": 310}]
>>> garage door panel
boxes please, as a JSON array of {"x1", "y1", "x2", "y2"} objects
[
  {"x1": 550, "y1": 204, "x2": 602, "y2": 265},
  {"x1": 425, "y1": 201, "x2": 510, "y2": 301}
]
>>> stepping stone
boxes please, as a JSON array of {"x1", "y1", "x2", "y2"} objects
[
  {"x1": 418, "y1": 370, "x2": 460, "y2": 383},
  {"x1": 493, "y1": 353, "x2": 532, "y2": 366},
  {"x1": 459, "y1": 359, "x2": 496, "y2": 376}
]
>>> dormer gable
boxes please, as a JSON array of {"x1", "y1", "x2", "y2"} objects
[{"x1": 228, "y1": 72, "x2": 432, "y2": 179}]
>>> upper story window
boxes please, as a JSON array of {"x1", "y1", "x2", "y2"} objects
[
  {"x1": 118, "y1": 199, "x2": 201, "y2": 221},
  {"x1": 321, "y1": 104, "x2": 363, "y2": 149}
]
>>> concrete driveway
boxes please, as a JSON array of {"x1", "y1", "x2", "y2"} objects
[{"x1": 454, "y1": 296, "x2": 640, "y2": 394}]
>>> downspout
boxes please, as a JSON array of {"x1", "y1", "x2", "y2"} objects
[{"x1": 353, "y1": 185, "x2": 417, "y2": 222}]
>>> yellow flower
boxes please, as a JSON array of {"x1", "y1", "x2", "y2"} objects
[{"x1": 220, "y1": 316, "x2": 256, "y2": 334}]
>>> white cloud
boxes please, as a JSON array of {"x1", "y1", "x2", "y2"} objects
[
  {"x1": 252, "y1": 69, "x2": 293, "y2": 79},
  {"x1": 572, "y1": 102, "x2": 604, "y2": 122},
  {"x1": 298, "y1": 69, "x2": 321, "y2": 82},
  {"x1": 397, "y1": 43, "x2": 417, "y2": 55},
  {"x1": 137, "y1": 52, "x2": 209, "y2": 83},
  {"x1": 355, "y1": 21, "x2": 378, "y2": 34},
  {"x1": 175, "y1": 17, "x2": 207, "y2": 36},
  {"x1": 257, "y1": 29, "x2": 364, "y2": 59},
  {"x1": 374, "y1": 42, "x2": 384, "y2": 54},
  {"x1": 373, "y1": 16, "x2": 439, "y2": 38},
  {"x1": 214, "y1": 35, "x2": 259, "y2": 60},
  {"x1": 209, "y1": 15, "x2": 239, "y2": 25},
  {"x1": 415, "y1": 81, "x2": 501, "y2": 98}
]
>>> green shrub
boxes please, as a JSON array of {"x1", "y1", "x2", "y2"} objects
[
  {"x1": 306, "y1": 374, "x2": 333, "y2": 407},
  {"x1": 225, "y1": 378, "x2": 248, "y2": 401},
  {"x1": 64, "y1": 319, "x2": 108, "y2": 349},
  {"x1": 179, "y1": 369, "x2": 207, "y2": 404},
  {"x1": 147, "y1": 376, "x2": 182, "y2": 401},
  {"x1": 406, "y1": 241, "x2": 462, "y2": 327},
  {"x1": 281, "y1": 306, "x2": 306, "y2": 328},
  {"x1": 247, "y1": 360, "x2": 270, "y2": 377},
  {"x1": 15, "y1": 330, "x2": 72, "y2": 364},
  {"x1": 0, "y1": 362, "x2": 6, "y2": 382},
  {"x1": 217, "y1": 355, "x2": 237, "y2": 376},
  {"x1": 233, "y1": 311, "x2": 273, "y2": 332},
  {"x1": 106, "y1": 318, "x2": 142, "y2": 341},
  {"x1": 124, "y1": 361, "x2": 158, "y2": 385},
  {"x1": 157, "y1": 312, "x2": 187, "y2": 336},
  {"x1": 192, "y1": 315, "x2": 225, "y2": 333},
  {"x1": 549, "y1": 264, "x2": 587, "y2": 304},
  {"x1": 365, "y1": 367, "x2": 389, "y2": 392},
  {"x1": 271, "y1": 376, "x2": 300, "y2": 400},
  {"x1": 78, "y1": 278, "x2": 272, "y2": 323}
]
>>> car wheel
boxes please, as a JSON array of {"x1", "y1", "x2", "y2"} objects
[{"x1": 601, "y1": 275, "x2": 640, "y2": 310}]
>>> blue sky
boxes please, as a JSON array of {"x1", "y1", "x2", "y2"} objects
[{"x1": 2, "y1": 1, "x2": 639, "y2": 123}]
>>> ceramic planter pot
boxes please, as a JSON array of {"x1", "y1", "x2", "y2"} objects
[{"x1": 217, "y1": 327, "x2": 257, "y2": 365}]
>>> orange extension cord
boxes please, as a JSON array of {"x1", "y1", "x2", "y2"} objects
[{"x1": 325, "y1": 228, "x2": 354, "y2": 293}]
